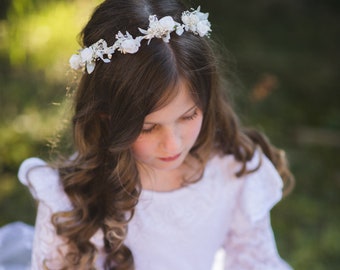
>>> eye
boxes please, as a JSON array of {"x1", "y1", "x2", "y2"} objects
[
  {"x1": 182, "y1": 109, "x2": 198, "y2": 121},
  {"x1": 141, "y1": 124, "x2": 157, "y2": 134}
]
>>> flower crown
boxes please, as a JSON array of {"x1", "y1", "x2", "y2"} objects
[{"x1": 69, "y1": 6, "x2": 211, "y2": 74}]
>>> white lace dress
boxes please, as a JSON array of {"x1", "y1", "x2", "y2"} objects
[{"x1": 18, "y1": 151, "x2": 293, "y2": 270}]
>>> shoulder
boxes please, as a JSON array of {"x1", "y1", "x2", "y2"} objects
[
  {"x1": 209, "y1": 149, "x2": 282, "y2": 187},
  {"x1": 241, "y1": 151, "x2": 283, "y2": 222},
  {"x1": 18, "y1": 157, "x2": 72, "y2": 212},
  {"x1": 208, "y1": 150, "x2": 284, "y2": 223}
]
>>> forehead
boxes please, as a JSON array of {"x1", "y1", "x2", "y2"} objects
[{"x1": 144, "y1": 81, "x2": 196, "y2": 123}]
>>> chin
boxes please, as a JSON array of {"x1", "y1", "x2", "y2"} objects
[{"x1": 154, "y1": 158, "x2": 185, "y2": 171}]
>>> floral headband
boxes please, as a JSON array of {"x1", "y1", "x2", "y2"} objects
[{"x1": 69, "y1": 6, "x2": 211, "y2": 74}]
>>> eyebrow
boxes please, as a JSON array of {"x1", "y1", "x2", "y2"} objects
[
  {"x1": 181, "y1": 105, "x2": 197, "y2": 115},
  {"x1": 143, "y1": 105, "x2": 197, "y2": 125}
]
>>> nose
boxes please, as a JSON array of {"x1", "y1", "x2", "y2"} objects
[{"x1": 160, "y1": 126, "x2": 182, "y2": 154}]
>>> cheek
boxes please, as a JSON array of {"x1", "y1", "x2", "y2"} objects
[
  {"x1": 131, "y1": 137, "x2": 153, "y2": 160},
  {"x1": 185, "y1": 116, "x2": 203, "y2": 143}
]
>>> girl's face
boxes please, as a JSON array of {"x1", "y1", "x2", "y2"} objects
[{"x1": 131, "y1": 81, "x2": 203, "y2": 174}]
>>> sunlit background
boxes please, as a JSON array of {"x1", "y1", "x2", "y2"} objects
[{"x1": 0, "y1": 0, "x2": 339, "y2": 269}]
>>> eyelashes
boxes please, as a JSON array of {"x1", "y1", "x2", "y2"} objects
[
  {"x1": 141, "y1": 126, "x2": 156, "y2": 134},
  {"x1": 141, "y1": 108, "x2": 199, "y2": 134},
  {"x1": 182, "y1": 110, "x2": 198, "y2": 121}
]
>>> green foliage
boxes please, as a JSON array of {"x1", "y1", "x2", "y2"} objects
[
  {"x1": 3, "y1": 0, "x2": 100, "y2": 80},
  {"x1": 0, "y1": 0, "x2": 99, "y2": 225},
  {"x1": 1, "y1": 0, "x2": 339, "y2": 269}
]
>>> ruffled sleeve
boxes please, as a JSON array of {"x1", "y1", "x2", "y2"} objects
[
  {"x1": 18, "y1": 158, "x2": 72, "y2": 269},
  {"x1": 223, "y1": 152, "x2": 293, "y2": 270}
]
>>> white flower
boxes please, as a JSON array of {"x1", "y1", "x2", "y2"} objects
[
  {"x1": 70, "y1": 41, "x2": 114, "y2": 73},
  {"x1": 121, "y1": 39, "x2": 140, "y2": 54},
  {"x1": 80, "y1": 47, "x2": 94, "y2": 63},
  {"x1": 182, "y1": 13, "x2": 198, "y2": 31},
  {"x1": 181, "y1": 6, "x2": 211, "y2": 36},
  {"x1": 69, "y1": 54, "x2": 82, "y2": 70},
  {"x1": 196, "y1": 20, "x2": 211, "y2": 37},
  {"x1": 92, "y1": 39, "x2": 114, "y2": 63},
  {"x1": 77, "y1": 47, "x2": 96, "y2": 74},
  {"x1": 159, "y1": 16, "x2": 177, "y2": 31},
  {"x1": 139, "y1": 15, "x2": 179, "y2": 43},
  {"x1": 195, "y1": 6, "x2": 209, "y2": 21},
  {"x1": 114, "y1": 31, "x2": 141, "y2": 54}
]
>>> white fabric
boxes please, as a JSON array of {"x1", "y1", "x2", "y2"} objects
[
  {"x1": 18, "y1": 151, "x2": 292, "y2": 270},
  {"x1": 0, "y1": 222, "x2": 34, "y2": 270}
]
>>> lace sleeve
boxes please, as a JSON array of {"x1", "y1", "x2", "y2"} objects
[
  {"x1": 223, "y1": 153, "x2": 292, "y2": 270},
  {"x1": 18, "y1": 158, "x2": 72, "y2": 269},
  {"x1": 31, "y1": 202, "x2": 68, "y2": 269},
  {"x1": 223, "y1": 212, "x2": 292, "y2": 270}
]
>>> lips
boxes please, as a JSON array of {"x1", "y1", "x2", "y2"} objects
[{"x1": 158, "y1": 153, "x2": 181, "y2": 162}]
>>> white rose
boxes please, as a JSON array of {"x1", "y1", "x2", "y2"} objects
[
  {"x1": 183, "y1": 14, "x2": 199, "y2": 32},
  {"x1": 197, "y1": 11, "x2": 209, "y2": 21},
  {"x1": 80, "y1": 47, "x2": 94, "y2": 62},
  {"x1": 159, "y1": 16, "x2": 176, "y2": 31},
  {"x1": 69, "y1": 54, "x2": 82, "y2": 70},
  {"x1": 197, "y1": 20, "x2": 211, "y2": 37},
  {"x1": 121, "y1": 39, "x2": 140, "y2": 54},
  {"x1": 181, "y1": 14, "x2": 190, "y2": 26}
]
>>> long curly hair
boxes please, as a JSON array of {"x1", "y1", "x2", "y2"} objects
[{"x1": 51, "y1": 0, "x2": 294, "y2": 269}]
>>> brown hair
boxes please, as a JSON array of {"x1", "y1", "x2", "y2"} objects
[{"x1": 52, "y1": 0, "x2": 294, "y2": 269}]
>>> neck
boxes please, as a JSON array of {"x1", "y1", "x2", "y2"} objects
[{"x1": 137, "y1": 155, "x2": 203, "y2": 192}]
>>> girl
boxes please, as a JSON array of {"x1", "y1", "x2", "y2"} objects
[{"x1": 19, "y1": 0, "x2": 294, "y2": 269}]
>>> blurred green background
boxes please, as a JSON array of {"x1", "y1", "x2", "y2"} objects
[{"x1": 0, "y1": 0, "x2": 339, "y2": 269}]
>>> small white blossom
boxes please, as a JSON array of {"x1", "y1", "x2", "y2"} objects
[
  {"x1": 139, "y1": 15, "x2": 180, "y2": 43},
  {"x1": 114, "y1": 31, "x2": 141, "y2": 54},
  {"x1": 121, "y1": 39, "x2": 140, "y2": 54},
  {"x1": 92, "y1": 39, "x2": 114, "y2": 63},
  {"x1": 181, "y1": 6, "x2": 211, "y2": 36},
  {"x1": 69, "y1": 54, "x2": 82, "y2": 70},
  {"x1": 196, "y1": 20, "x2": 211, "y2": 37},
  {"x1": 80, "y1": 47, "x2": 94, "y2": 63},
  {"x1": 78, "y1": 47, "x2": 96, "y2": 74},
  {"x1": 195, "y1": 6, "x2": 209, "y2": 21},
  {"x1": 182, "y1": 13, "x2": 199, "y2": 31},
  {"x1": 159, "y1": 16, "x2": 177, "y2": 31}
]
